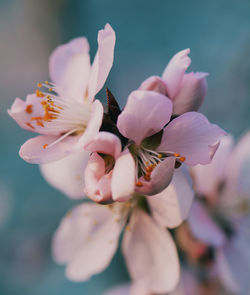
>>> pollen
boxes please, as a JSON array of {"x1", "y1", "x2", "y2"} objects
[
  {"x1": 25, "y1": 104, "x2": 33, "y2": 114},
  {"x1": 174, "y1": 152, "x2": 180, "y2": 157},
  {"x1": 37, "y1": 82, "x2": 43, "y2": 88},
  {"x1": 43, "y1": 144, "x2": 48, "y2": 149},
  {"x1": 45, "y1": 80, "x2": 49, "y2": 85},
  {"x1": 157, "y1": 153, "x2": 163, "y2": 158}
]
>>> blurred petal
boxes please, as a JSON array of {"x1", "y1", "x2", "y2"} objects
[
  {"x1": 77, "y1": 99, "x2": 104, "y2": 148},
  {"x1": 19, "y1": 135, "x2": 80, "y2": 164},
  {"x1": 216, "y1": 233, "x2": 250, "y2": 294},
  {"x1": 188, "y1": 201, "x2": 226, "y2": 247},
  {"x1": 139, "y1": 76, "x2": 167, "y2": 95},
  {"x1": 53, "y1": 203, "x2": 122, "y2": 281},
  {"x1": 122, "y1": 209, "x2": 179, "y2": 294},
  {"x1": 162, "y1": 49, "x2": 191, "y2": 98},
  {"x1": 88, "y1": 24, "x2": 116, "y2": 101},
  {"x1": 226, "y1": 131, "x2": 250, "y2": 194},
  {"x1": 111, "y1": 149, "x2": 135, "y2": 202},
  {"x1": 135, "y1": 157, "x2": 175, "y2": 196},
  {"x1": 157, "y1": 112, "x2": 226, "y2": 166},
  {"x1": 40, "y1": 150, "x2": 90, "y2": 199},
  {"x1": 173, "y1": 72, "x2": 208, "y2": 115},
  {"x1": 84, "y1": 131, "x2": 121, "y2": 159},
  {"x1": 49, "y1": 37, "x2": 91, "y2": 100},
  {"x1": 104, "y1": 282, "x2": 149, "y2": 295},
  {"x1": 117, "y1": 90, "x2": 173, "y2": 145},
  {"x1": 148, "y1": 168, "x2": 194, "y2": 228},
  {"x1": 191, "y1": 135, "x2": 234, "y2": 197},
  {"x1": 84, "y1": 153, "x2": 112, "y2": 203}
]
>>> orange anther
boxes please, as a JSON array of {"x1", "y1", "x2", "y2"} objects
[
  {"x1": 49, "y1": 87, "x2": 53, "y2": 92},
  {"x1": 157, "y1": 153, "x2": 163, "y2": 158},
  {"x1": 37, "y1": 82, "x2": 42, "y2": 88},
  {"x1": 36, "y1": 89, "x2": 44, "y2": 97},
  {"x1": 45, "y1": 80, "x2": 49, "y2": 85},
  {"x1": 36, "y1": 121, "x2": 44, "y2": 127},
  {"x1": 179, "y1": 156, "x2": 186, "y2": 162},
  {"x1": 174, "y1": 152, "x2": 180, "y2": 157},
  {"x1": 144, "y1": 174, "x2": 151, "y2": 181},
  {"x1": 30, "y1": 116, "x2": 43, "y2": 121},
  {"x1": 25, "y1": 104, "x2": 33, "y2": 114},
  {"x1": 25, "y1": 122, "x2": 34, "y2": 129},
  {"x1": 43, "y1": 144, "x2": 48, "y2": 149},
  {"x1": 136, "y1": 181, "x2": 143, "y2": 187}
]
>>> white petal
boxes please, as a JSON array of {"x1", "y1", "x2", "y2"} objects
[
  {"x1": 40, "y1": 150, "x2": 90, "y2": 199},
  {"x1": 122, "y1": 209, "x2": 180, "y2": 294},
  {"x1": 148, "y1": 168, "x2": 194, "y2": 228},
  {"x1": 52, "y1": 203, "x2": 122, "y2": 282}
]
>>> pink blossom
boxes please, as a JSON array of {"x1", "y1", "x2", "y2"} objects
[
  {"x1": 8, "y1": 24, "x2": 115, "y2": 165},
  {"x1": 185, "y1": 133, "x2": 250, "y2": 294},
  {"x1": 140, "y1": 49, "x2": 208, "y2": 115},
  {"x1": 52, "y1": 169, "x2": 194, "y2": 294},
  {"x1": 114, "y1": 89, "x2": 226, "y2": 201}
]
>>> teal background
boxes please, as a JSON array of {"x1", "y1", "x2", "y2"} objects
[{"x1": 1, "y1": 0, "x2": 250, "y2": 294}]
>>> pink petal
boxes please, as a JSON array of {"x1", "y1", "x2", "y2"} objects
[
  {"x1": 19, "y1": 135, "x2": 80, "y2": 164},
  {"x1": 88, "y1": 24, "x2": 116, "y2": 101},
  {"x1": 191, "y1": 135, "x2": 234, "y2": 198},
  {"x1": 216, "y1": 234, "x2": 250, "y2": 294},
  {"x1": 84, "y1": 131, "x2": 121, "y2": 159},
  {"x1": 122, "y1": 209, "x2": 180, "y2": 294},
  {"x1": 226, "y1": 131, "x2": 250, "y2": 194},
  {"x1": 49, "y1": 37, "x2": 91, "y2": 100},
  {"x1": 135, "y1": 157, "x2": 175, "y2": 196},
  {"x1": 40, "y1": 150, "x2": 90, "y2": 199},
  {"x1": 139, "y1": 76, "x2": 167, "y2": 95},
  {"x1": 77, "y1": 99, "x2": 104, "y2": 148},
  {"x1": 111, "y1": 149, "x2": 135, "y2": 202},
  {"x1": 162, "y1": 49, "x2": 191, "y2": 98},
  {"x1": 148, "y1": 168, "x2": 194, "y2": 228},
  {"x1": 157, "y1": 112, "x2": 227, "y2": 166},
  {"x1": 117, "y1": 90, "x2": 173, "y2": 145},
  {"x1": 7, "y1": 94, "x2": 57, "y2": 135},
  {"x1": 173, "y1": 72, "x2": 208, "y2": 115},
  {"x1": 84, "y1": 153, "x2": 112, "y2": 203},
  {"x1": 52, "y1": 203, "x2": 122, "y2": 282},
  {"x1": 188, "y1": 201, "x2": 226, "y2": 247}
]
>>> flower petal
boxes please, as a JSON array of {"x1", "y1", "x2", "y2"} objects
[
  {"x1": 88, "y1": 24, "x2": 116, "y2": 101},
  {"x1": 52, "y1": 203, "x2": 122, "y2": 282},
  {"x1": 157, "y1": 112, "x2": 226, "y2": 166},
  {"x1": 191, "y1": 135, "x2": 234, "y2": 198},
  {"x1": 148, "y1": 168, "x2": 194, "y2": 228},
  {"x1": 77, "y1": 99, "x2": 104, "y2": 148},
  {"x1": 49, "y1": 37, "x2": 91, "y2": 100},
  {"x1": 188, "y1": 201, "x2": 226, "y2": 247},
  {"x1": 111, "y1": 149, "x2": 135, "y2": 202},
  {"x1": 84, "y1": 131, "x2": 121, "y2": 159},
  {"x1": 84, "y1": 152, "x2": 112, "y2": 203},
  {"x1": 7, "y1": 94, "x2": 55, "y2": 135},
  {"x1": 226, "y1": 131, "x2": 250, "y2": 194},
  {"x1": 173, "y1": 72, "x2": 208, "y2": 115},
  {"x1": 19, "y1": 135, "x2": 80, "y2": 164},
  {"x1": 117, "y1": 90, "x2": 173, "y2": 145},
  {"x1": 135, "y1": 157, "x2": 175, "y2": 196},
  {"x1": 40, "y1": 150, "x2": 90, "y2": 199},
  {"x1": 216, "y1": 233, "x2": 250, "y2": 294},
  {"x1": 139, "y1": 76, "x2": 167, "y2": 95},
  {"x1": 122, "y1": 209, "x2": 180, "y2": 294},
  {"x1": 162, "y1": 49, "x2": 191, "y2": 98}
]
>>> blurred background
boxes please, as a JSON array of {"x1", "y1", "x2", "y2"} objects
[{"x1": 1, "y1": 0, "x2": 250, "y2": 294}]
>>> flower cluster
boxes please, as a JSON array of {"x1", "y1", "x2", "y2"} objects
[{"x1": 9, "y1": 24, "x2": 229, "y2": 294}]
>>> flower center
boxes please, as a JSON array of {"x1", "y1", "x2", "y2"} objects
[
  {"x1": 129, "y1": 144, "x2": 186, "y2": 186},
  {"x1": 29, "y1": 81, "x2": 92, "y2": 149}
]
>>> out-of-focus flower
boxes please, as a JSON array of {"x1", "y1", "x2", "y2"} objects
[
  {"x1": 140, "y1": 49, "x2": 208, "y2": 115},
  {"x1": 52, "y1": 168, "x2": 194, "y2": 294},
  {"x1": 178, "y1": 133, "x2": 250, "y2": 294},
  {"x1": 8, "y1": 24, "x2": 115, "y2": 165},
  {"x1": 113, "y1": 89, "x2": 226, "y2": 201}
]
